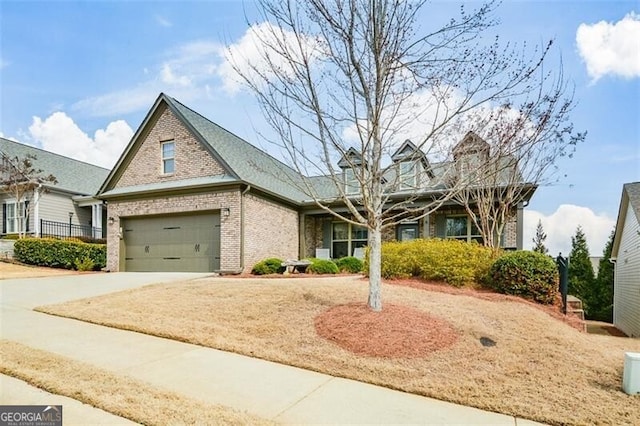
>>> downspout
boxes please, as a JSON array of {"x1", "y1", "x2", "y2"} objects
[{"x1": 239, "y1": 184, "x2": 251, "y2": 271}]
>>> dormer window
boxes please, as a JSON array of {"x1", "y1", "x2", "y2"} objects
[
  {"x1": 344, "y1": 168, "x2": 358, "y2": 194},
  {"x1": 391, "y1": 140, "x2": 432, "y2": 192},
  {"x1": 161, "y1": 141, "x2": 175, "y2": 174},
  {"x1": 399, "y1": 161, "x2": 417, "y2": 190},
  {"x1": 338, "y1": 148, "x2": 364, "y2": 195}
]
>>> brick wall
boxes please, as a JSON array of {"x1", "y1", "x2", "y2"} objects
[
  {"x1": 115, "y1": 104, "x2": 226, "y2": 189},
  {"x1": 243, "y1": 194, "x2": 299, "y2": 271},
  {"x1": 106, "y1": 190, "x2": 241, "y2": 272}
]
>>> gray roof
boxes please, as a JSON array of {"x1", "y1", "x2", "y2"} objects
[
  {"x1": 0, "y1": 137, "x2": 109, "y2": 195},
  {"x1": 624, "y1": 182, "x2": 640, "y2": 221},
  {"x1": 99, "y1": 93, "x2": 535, "y2": 206},
  {"x1": 165, "y1": 96, "x2": 311, "y2": 204}
]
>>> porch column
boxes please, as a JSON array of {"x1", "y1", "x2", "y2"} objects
[
  {"x1": 92, "y1": 203, "x2": 103, "y2": 238},
  {"x1": 33, "y1": 186, "x2": 41, "y2": 237},
  {"x1": 516, "y1": 202, "x2": 524, "y2": 250}
]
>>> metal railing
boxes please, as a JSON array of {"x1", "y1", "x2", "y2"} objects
[{"x1": 40, "y1": 219, "x2": 103, "y2": 240}]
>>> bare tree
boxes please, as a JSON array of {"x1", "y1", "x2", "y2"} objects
[
  {"x1": 450, "y1": 85, "x2": 585, "y2": 249},
  {"x1": 227, "y1": 0, "x2": 580, "y2": 310},
  {"x1": 0, "y1": 153, "x2": 57, "y2": 238}
]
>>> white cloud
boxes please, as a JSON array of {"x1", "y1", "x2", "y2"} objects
[
  {"x1": 155, "y1": 15, "x2": 172, "y2": 28},
  {"x1": 0, "y1": 57, "x2": 9, "y2": 70},
  {"x1": 220, "y1": 22, "x2": 323, "y2": 94},
  {"x1": 28, "y1": 112, "x2": 133, "y2": 168},
  {"x1": 74, "y1": 40, "x2": 222, "y2": 117},
  {"x1": 161, "y1": 64, "x2": 192, "y2": 86},
  {"x1": 524, "y1": 204, "x2": 615, "y2": 257},
  {"x1": 576, "y1": 12, "x2": 640, "y2": 81}
]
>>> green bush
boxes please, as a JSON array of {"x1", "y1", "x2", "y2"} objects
[
  {"x1": 335, "y1": 256, "x2": 364, "y2": 273},
  {"x1": 75, "y1": 236, "x2": 107, "y2": 245},
  {"x1": 251, "y1": 257, "x2": 284, "y2": 275},
  {"x1": 306, "y1": 258, "x2": 339, "y2": 274},
  {"x1": 13, "y1": 238, "x2": 106, "y2": 271},
  {"x1": 1, "y1": 234, "x2": 20, "y2": 240},
  {"x1": 74, "y1": 256, "x2": 95, "y2": 272},
  {"x1": 365, "y1": 238, "x2": 496, "y2": 287},
  {"x1": 488, "y1": 251, "x2": 558, "y2": 304}
]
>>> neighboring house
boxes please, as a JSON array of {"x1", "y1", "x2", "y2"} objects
[
  {"x1": 611, "y1": 182, "x2": 640, "y2": 337},
  {"x1": 0, "y1": 138, "x2": 109, "y2": 239},
  {"x1": 98, "y1": 93, "x2": 535, "y2": 273}
]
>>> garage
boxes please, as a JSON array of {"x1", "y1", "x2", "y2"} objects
[{"x1": 122, "y1": 212, "x2": 221, "y2": 272}]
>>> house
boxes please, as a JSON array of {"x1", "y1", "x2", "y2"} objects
[
  {"x1": 98, "y1": 93, "x2": 535, "y2": 273},
  {"x1": 1, "y1": 138, "x2": 109, "y2": 239},
  {"x1": 611, "y1": 182, "x2": 640, "y2": 337}
]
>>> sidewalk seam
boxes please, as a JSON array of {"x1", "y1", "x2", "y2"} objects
[{"x1": 271, "y1": 376, "x2": 335, "y2": 421}]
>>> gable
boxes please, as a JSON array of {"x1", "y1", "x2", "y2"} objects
[
  {"x1": 111, "y1": 103, "x2": 228, "y2": 191},
  {"x1": 452, "y1": 131, "x2": 490, "y2": 161}
]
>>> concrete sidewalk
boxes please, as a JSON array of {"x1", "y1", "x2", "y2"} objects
[{"x1": 1, "y1": 273, "x2": 544, "y2": 425}]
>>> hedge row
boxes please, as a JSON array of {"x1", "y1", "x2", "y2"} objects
[
  {"x1": 367, "y1": 238, "x2": 496, "y2": 287},
  {"x1": 13, "y1": 238, "x2": 106, "y2": 271}
]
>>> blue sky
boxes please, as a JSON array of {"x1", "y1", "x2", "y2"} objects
[{"x1": 1, "y1": 0, "x2": 638, "y2": 256}]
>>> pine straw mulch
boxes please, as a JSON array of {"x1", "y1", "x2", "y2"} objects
[
  {"x1": 315, "y1": 302, "x2": 459, "y2": 358},
  {"x1": 383, "y1": 277, "x2": 586, "y2": 332}
]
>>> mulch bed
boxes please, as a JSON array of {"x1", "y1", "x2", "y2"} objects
[
  {"x1": 314, "y1": 302, "x2": 459, "y2": 358},
  {"x1": 384, "y1": 278, "x2": 586, "y2": 332}
]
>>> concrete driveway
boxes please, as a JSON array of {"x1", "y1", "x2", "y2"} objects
[{"x1": 0, "y1": 271, "x2": 211, "y2": 309}]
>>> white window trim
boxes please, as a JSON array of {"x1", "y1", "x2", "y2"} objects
[
  {"x1": 4, "y1": 200, "x2": 26, "y2": 234},
  {"x1": 399, "y1": 160, "x2": 418, "y2": 190},
  {"x1": 161, "y1": 140, "x2": 175, "y2": 175},
  {"x1": 344, "y1": 168, "x2": 358, "y2": 195}
]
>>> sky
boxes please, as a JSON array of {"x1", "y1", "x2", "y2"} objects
[{"x1": 1, "y1": 0, "x2": 638, "y2": 257}]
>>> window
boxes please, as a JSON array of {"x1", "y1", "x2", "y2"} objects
[
  {"x1": 445, "y1": 216, "x2": 483, "y2": 244},
  {"x1": 4, "y1": 201, "x2": 25, "y2": 234},
  {"x1": 397, "y1": 223, "x2": 419, "y2": 241},
  {"x1": 399, "y1": 161, "x2": 417, "y2": 190},
  {"x1": 344, "y1": 168, "x2": 358, "y2": 194},
  {"x1": 332, "y1": 222, "x2": 367, "y2": 258},
  {"x1": 161, "y1": 141, "x2": 175, "y2": 174}
]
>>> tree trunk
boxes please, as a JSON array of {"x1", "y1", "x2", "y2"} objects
[{"x1": 367, "y1": 224, "x2": 382, "y2": 312}]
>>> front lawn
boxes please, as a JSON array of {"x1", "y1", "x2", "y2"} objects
[{"x1": 36, "y1": 276, "x2": 640, "y2": 425}]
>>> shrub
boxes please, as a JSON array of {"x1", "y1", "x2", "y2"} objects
[
  {"x1": 75, "y1": 236, "x2": 107, "y2": 245},
  {"x1": 488, "y1": 251, "x2": 558, "y2": 304},
  {"x1": 335, "y1": 256, "x2": 363, "y2": 273},
  {"x1": 251, "y1": 257, "x2": 284, "y2": 275},
  {"x1": 1, "y1": 234, "x2": 20, "y2": 240},
  {"x1": 13, "y1": 238, "x2": 106, "y2": 270},
  {"x1": 366, "y1": 238, "x2": 496, "y2": 287},
  {"x1": 306, "y1": 258, "x2": 339, "y2": 274},
  {"x1": 74, "y1": 256, "x2": 95, "y2": 272}
]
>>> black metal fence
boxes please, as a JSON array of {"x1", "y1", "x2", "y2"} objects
[{"x1": 40, "y1": 219, "x2": 103, "y2": 240}]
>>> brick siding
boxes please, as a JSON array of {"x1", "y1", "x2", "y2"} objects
[
  {"x1": 115, "y1": 104, "x2": 225, "y2": 189},
  {"x1": 243, "y1": 194, "x2": 299, "y2": 271}
]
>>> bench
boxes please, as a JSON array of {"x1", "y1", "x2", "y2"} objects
[{"x1": 281, "y1": 259, "x2": 312, "y2": 274}]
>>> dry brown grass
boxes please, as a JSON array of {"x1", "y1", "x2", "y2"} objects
[
  {"x1": 36, "y1": 276, "x2": 640, "y2": 426},
  {"x1": 0, "y1": 261, "x2": 77, "y2": 279},
  {"x1": 0, "y1": 340, "x2": 271, "y2": 425}
]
